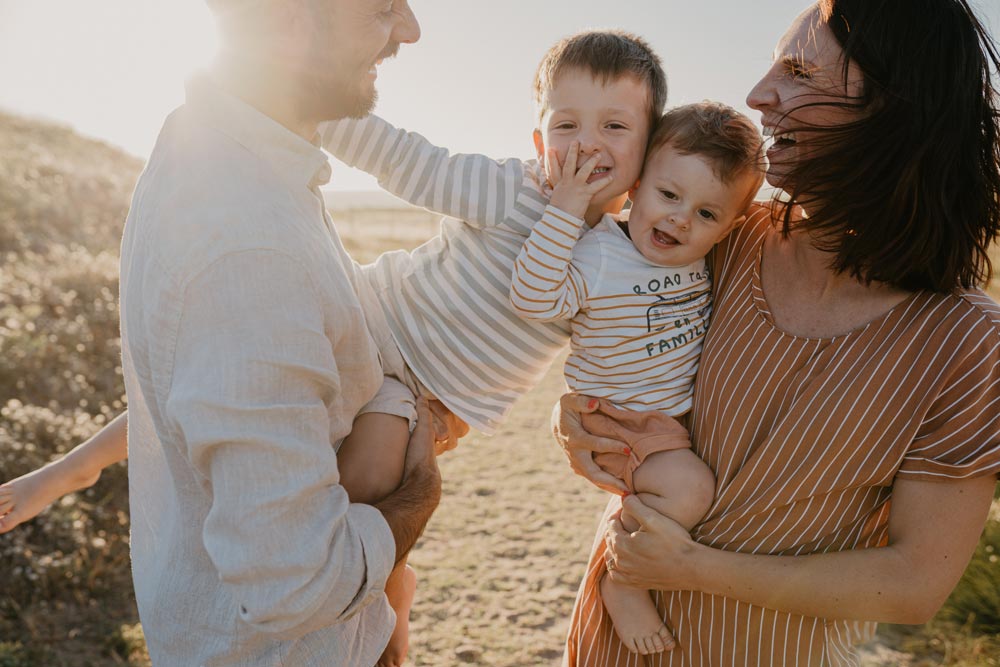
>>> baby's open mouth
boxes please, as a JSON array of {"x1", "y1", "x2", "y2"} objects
[{"x1": 652, "y1": 228, "x2": 679, "y2": 246}]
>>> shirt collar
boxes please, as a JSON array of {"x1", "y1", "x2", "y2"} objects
[{"x1": 184, "y1": 74, "x2": 332, "y2": 190}]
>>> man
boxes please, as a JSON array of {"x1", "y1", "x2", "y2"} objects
[{"x1": 119, "y1": 1, "x2": 438, "y2": 665}]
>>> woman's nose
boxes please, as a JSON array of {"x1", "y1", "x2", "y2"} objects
[{"x1": 746, "y1": 68, "x2": 779, "y2": 111}]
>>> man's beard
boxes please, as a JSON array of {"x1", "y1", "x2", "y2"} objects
[{"x1": 302, "y1": 40, "x2": 400, "y2": 122}]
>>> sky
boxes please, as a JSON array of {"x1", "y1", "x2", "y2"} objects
[{"x1": 1, "y1": 0, "x2": 999, "y2": 192}]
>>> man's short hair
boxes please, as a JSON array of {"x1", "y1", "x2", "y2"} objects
[
  {"x1": 647, "y1": 102, "x2": 765, "y2": 204},
  {"x1": 532, "y1": 30, "x2": 667, "y2": 131}
]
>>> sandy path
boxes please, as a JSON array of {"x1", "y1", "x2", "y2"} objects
[{"x1": 406, "y1": 354, "x2": 608, "y2": 666}]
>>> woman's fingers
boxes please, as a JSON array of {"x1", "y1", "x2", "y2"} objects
[
  {"x1": 554, "y1": 394, "x2": 629, "y2": 455},
  {"x1": 568, "y1": 449, "x2": 629, "y2": 495}
]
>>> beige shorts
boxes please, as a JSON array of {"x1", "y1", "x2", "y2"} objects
[{"x1": 354, "y1": 265, "x2": 425, "y2": 431}]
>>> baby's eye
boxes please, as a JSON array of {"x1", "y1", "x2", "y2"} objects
[
  {"x1": 659, "y1": 190, "x2": 678, "y2": 200},
  {"x1": 553, "y1": 122, "x2": 576, "y2": 131},
  {"x1": 606, "y1": 122, "x2": 627, "y2": 130},
  {"x1": 697, "y1": 209, "x2": 717, "y2": 221}
]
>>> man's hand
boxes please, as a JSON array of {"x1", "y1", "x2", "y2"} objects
[
  {"x1": 428, "y1": 399, "x2": 469, "y2": 455},
  {"x1": 379, "y1": 398, "x2": 442, "y2": 564},
  {"x1": 552, "y1": 393, "x2": 630, "y2": 495}
]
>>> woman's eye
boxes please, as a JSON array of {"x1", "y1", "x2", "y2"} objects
[
  {"x1": 379, "y1": 1, "x2": 395, "y2": 17},
  {"x1": 783, "y1": 57, "x2": 813, "y2": 79}
]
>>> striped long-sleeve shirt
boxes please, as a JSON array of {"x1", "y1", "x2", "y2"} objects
[
  {"x1": 565, "y1": 203, "x2": 1000, "y2": 667},
  {"x1": 510, "y1": 206, "x2": 711, "y2": 414},
  {"x1": 320, "y1": 115, "x2": 570, "y2": 434}
]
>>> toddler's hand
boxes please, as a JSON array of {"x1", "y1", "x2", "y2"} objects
[{"x1": 546, "y1": 141, "x2": 613, "y2": 221}]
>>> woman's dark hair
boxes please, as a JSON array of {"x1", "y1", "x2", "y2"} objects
[{"x1": 776, "y1": 0, "x2": 1000, "y2": 292}]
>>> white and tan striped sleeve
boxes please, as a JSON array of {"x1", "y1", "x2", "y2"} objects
[
  {"x1": 509, "y1": 205, "x2": 591, "y2": 322},
  {"x1": 899, "y1": 297, "x2": 1000, "y2": 480},
  {"x1": 319, "y1": 115, "x2": 529, "y2": 229}
]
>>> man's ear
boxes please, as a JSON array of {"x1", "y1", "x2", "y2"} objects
[{"x1": 532, "y1": 129, "x2": 545, "y2": 163}]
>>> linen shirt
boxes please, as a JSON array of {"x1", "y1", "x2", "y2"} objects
[{"x1": 120, "y1": 77, "x2": 395, "y2": 667}]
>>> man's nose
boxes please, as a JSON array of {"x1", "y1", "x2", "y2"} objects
[{"x1": 392, "y1": 0, "x2": 421, "y2": 44}]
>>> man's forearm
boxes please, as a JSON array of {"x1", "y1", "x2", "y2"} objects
[{"x1": 376, "y1": 463, "x2": 441, "y2": 565}]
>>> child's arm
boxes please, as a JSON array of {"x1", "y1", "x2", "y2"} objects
[
  {"x1": 509, "y1": 144, "x2": 610, "y2": 321},
  {"x1": 0, "y1": 411, "x2": 128, "y2": 533},
  {"x1": 319, "y1": 115, "x2": 543, "y2": 229}
]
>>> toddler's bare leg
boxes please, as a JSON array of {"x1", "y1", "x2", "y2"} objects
[
  {"x1": 602, "y1": 448, "x2": 715, "y2": 654},
  {"x1": 377, "y1": 563, "x2": 417, "y2": 667},
  {"x1": 338, "y1": 412, "x2": 416, "y2": 667}
]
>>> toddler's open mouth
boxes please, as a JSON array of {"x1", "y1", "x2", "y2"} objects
[{"x1": 652, "y1": 228, "x2": 679, "y2": 247}]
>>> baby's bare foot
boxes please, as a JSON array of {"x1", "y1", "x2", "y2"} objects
[
  {"x1": 0, "y1": 464, "x2": 99, "y2": 534},
  {"x1": 601, "y1": 575, "x2": 675, "y2": 655},
  {"x1": 377, "y1": 565, "x2": 417, "y2": 667}
]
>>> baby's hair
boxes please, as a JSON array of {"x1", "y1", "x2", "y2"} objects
[
  {"x1": 647, "y1": 102, "x2": 765, "y2": 206},
  {"x1": 533, "y1": 30, "x2": 667, "y2": 130}
]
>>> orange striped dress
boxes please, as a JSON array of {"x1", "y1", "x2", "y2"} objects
[{"x1": 564, "y1": 204, "x2": 1000, "y2": 667}]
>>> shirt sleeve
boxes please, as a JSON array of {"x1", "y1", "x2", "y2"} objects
[
  {"x1": 898, "y1": 308, "x2": 1000, "y2": 481},
  {"x1": 164, "y1": 249, "x2": 395, "y2": 640},
  {"x1": 509, "y1": 205, "x2": 591, "y2": 321},
  {"x1": 319, "y1": 115, "x2": 540, "y2": 229}
]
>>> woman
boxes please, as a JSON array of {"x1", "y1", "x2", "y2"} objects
[{"x1": 558, "y1": 1, "x2": 1000, "y2": 665}]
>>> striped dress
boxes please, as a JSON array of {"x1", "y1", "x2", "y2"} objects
[
  {"x1": 321, "y1": 116, "x2": 568, "y2": 434},
  {"x1": 565, "y1": 204, "x2": 1000, "y2": 667},
  {"x1": 510, "y1": 205, "x2": 710, "y2": 414}
]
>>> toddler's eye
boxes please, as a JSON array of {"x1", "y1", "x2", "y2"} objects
[
  {"x1": 606, "y1": 122, "x2": 627, "y2": 130},
  {"x1": 659, "y1": 190, "x2": 677, "y2": 200},
  {"x1": 554, "y1": 122, "x2": 576, "y2": 131},
  {"x1": 698, "y1": 209, "x2": 716, "y2": 221}
]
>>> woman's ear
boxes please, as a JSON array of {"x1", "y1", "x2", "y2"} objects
[{"x1": 532, "y1": 129, "x2": 545, "y2": 164}]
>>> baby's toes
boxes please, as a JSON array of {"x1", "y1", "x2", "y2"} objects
[{"x1": 657, "y1": 625, "x2": 676, "y2": 650}]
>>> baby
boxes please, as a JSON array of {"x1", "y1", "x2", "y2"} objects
[{"x1": 511, "y1": 101, "x2": 764, "y2": 654}]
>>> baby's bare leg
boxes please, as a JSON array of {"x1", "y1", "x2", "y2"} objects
[
  {"x1": 602, "y1": 448, "x2": 715, "y2": 654},
  {"x1": 338, "y1": 412, "x2": 416, "y2": 667}
]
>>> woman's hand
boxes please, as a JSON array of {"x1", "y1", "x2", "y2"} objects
[
  {"x1": 604, "y1": 494, "x2": 701, "y2": 591},
  {"x1": 552, "y1": 393, "x2": 631, "y2": 495}
]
